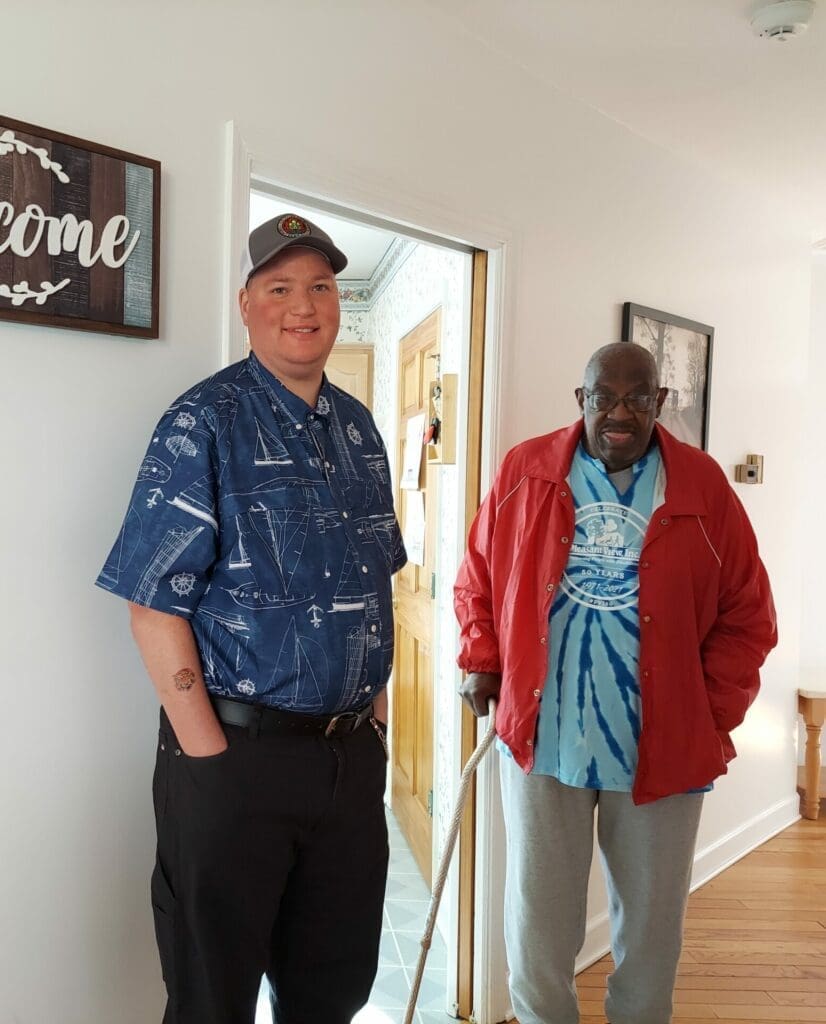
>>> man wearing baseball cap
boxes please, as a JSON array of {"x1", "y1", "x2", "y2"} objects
[{"x1": 97, "y1": 213, "x2": 406, "y2": 1023}]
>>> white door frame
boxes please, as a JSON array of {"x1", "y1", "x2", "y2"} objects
[{"x1": 222, "y1": 119, "x2": 513, "y2": 1024}]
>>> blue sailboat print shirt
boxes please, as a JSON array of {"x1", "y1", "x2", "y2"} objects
[{"x1": 96, "y1": 353, "x2": 407, "y2": 713}]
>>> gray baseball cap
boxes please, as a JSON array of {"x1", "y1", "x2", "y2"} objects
[{"x1": 240, "y1": 212, "x2": 348, "y2": 285}]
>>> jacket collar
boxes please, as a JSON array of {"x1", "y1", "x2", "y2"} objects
[{"x1": 523, "y1": 420, "x2": 708, "y2": 515}]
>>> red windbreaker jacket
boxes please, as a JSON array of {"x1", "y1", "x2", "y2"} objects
[{"x1": 454, "y1": 421, "x2": 777, "y2": 804}]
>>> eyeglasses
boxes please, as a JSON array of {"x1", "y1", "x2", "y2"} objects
[{"x1": 583, "y1": 390, "x2": 659, "y2": 413}]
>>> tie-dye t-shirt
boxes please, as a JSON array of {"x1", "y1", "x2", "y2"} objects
[{"x1": 532, "y1": 443, "x2": 661, "y2": 790}]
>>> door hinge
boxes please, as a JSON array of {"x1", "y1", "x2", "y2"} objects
[
  {"x1": 430, "y1": 572, "x2": 436, "y2": 599},
  {"x1": 427, "y1": 789, "x2": 433, "y2": 817}
]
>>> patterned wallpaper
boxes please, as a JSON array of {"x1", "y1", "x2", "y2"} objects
[
  {"x1": 337, "y1": 309, "x2": 371, "y2": 344},
  {"x1": 338, "y1": 284, "x2": 372, "y2": 307},
  {"x1": 335, "y1": 239, "x2": 416, "y2": 345}
]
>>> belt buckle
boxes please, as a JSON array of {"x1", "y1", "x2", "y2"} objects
[
  {"x1": 324, "y1": 711, "x2": 358, "y2": 737},
  {"x1": 324, "y1": 713, "x2": 343, "y2": 738}
]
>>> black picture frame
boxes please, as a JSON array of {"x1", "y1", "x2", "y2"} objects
[{"x1": 621, "y1": 302, "x2": 714, "y2": 451}]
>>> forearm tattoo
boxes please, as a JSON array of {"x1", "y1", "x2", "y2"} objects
[{"x1": 173, "y1": 668, "x2": 197, "y2": 692}]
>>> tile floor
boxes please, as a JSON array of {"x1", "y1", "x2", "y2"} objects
[
  {"x1": 354, "y1": 811, "x2": 452, "y2": 1024},
  {"x1": 255, "y1": 810, "x2": 454, "y2": 1024}
]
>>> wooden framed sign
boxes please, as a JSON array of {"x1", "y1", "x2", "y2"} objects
[{"x1": 0, "y1": 115, "x2": 160, "y2": 338}]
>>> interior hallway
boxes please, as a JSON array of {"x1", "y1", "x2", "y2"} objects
[{"x1": 576, "y1": 806, "x2": 826, "y2": 1024}]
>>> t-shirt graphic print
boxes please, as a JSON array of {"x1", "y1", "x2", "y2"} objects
[{"x1": 532, "y1": 444, "x2": 661, "y2": 791}]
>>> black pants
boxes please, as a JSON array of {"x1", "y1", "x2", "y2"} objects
[{"x1": 151, "y1": 709, "x2": 389, "y2": 1024}]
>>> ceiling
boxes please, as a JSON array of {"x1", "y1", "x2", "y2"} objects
[
  {"x1": 427, "y1": 0, "x2": 826, "y2": 242},
  {"x1": 250, "y1": 192, "x2": 395, "y2": 280}
]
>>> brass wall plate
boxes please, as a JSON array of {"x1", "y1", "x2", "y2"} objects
[{"x1": 735, "y1": 454, "x2": 764, "y2": 484}]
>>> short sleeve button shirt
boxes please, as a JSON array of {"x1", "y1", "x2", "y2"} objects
[{"x1": 97, "y1": 353, "x2": 407, "y2": 713}]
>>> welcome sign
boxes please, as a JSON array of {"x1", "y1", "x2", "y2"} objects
[{"x1": 0, "y1": 115, "x2": 160, "y2": 338}]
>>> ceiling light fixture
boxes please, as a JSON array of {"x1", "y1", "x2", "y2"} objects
[{"x1": 751, "y1": 0, "x2": 816, "y2": 39}]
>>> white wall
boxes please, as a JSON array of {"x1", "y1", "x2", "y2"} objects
[
  {"x1": 0, "y1": 3, "x2": 811, "y2": 1022},
  {"x1": 801, "y1": 255, "x2": 826, "y2": 686},
  {"x1": 798, "y1": 256, "x2": 826, "y2": 764}
]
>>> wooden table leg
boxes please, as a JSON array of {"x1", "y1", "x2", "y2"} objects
[{"x1": 799, "y1": 694, "x2": 826, "y2": 820}]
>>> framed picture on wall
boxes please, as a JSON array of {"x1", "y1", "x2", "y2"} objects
[
  {"x1": 621, "y1": 302, "x2": 714, "y2": 451},
  {"x1": 0, "y1": 114, "x2": 160, "y2": 338}
]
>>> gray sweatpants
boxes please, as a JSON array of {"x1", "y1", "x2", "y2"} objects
[{"x1": 500, "y1": 755, "x2": 703, "y2": 1024}]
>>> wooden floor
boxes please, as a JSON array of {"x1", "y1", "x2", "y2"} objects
[{"x1": 576, "y1": 801, "x2": 826, "y2": 1023}]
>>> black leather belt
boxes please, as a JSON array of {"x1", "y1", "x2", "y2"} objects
[{"x1": 212, "y1": 697, "x2": 374, "y2": 737}]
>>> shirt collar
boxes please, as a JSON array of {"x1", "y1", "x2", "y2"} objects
[
  {"x1": 577, "y1": 439, "x2": 658, "y2": 477},
  {"x1": 247, "y1": 352, "x2": 333, "y2": 424},
  {"x1": 524, "y1": 421, "x2": 708, "y2": 516}
]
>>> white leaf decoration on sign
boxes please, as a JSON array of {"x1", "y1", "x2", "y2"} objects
[
  {"x1": 0, "y1": 129, "x2": 71, "y2": 183},
  {"x1": 0, "y1": 278, "x2": 71, "y2": 306}
]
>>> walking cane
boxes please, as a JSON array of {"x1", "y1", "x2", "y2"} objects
[{"x1": 402, "y1": 698, "x2": 497, "y2": 1024}]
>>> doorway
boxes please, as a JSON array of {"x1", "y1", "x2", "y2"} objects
[{"x1": 243, "y1": 178, "x2": 496, "y2": 1022}]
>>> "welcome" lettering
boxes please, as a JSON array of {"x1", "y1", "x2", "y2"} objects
[{"x1": 0, "y1": 202, "x2": 140, "y2": 269}]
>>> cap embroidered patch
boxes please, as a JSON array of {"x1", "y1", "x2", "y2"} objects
[{"x1": 277, "y1": 214, "x2": 311, "y2": 238}]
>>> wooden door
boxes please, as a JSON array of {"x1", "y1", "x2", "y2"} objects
[
  {"x1": 392, "y1": 309, "x2": 440, "y2": 887},
  {"x1": 325, "y1": 344, "x2": 374, "y2": 409}
]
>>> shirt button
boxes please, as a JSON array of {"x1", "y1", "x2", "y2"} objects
[
  {"x1": 526, "y1": 739, "x2": 533, "y2": 747},
  {"x1": 546, "y1": 583, "x2": 554, "y2": 591},
  {"x1": 324, "y1": 461, "x2": 331, "y2": 468},
  {"x1": 642, "y1": 561, "x2": 650, "y2": 569},
  {"x1": 643, "y1": 670, "x2": 650, "y2": 678},
  {"x1": 342, "y1": 511, "x2": 349, "y2": 519},
  {"x1": 370, "y1": 625, "x2": 377, "y2": 633},
  {"x1": 560, "y1": 490, "x2": 568, "y2": 498},
  {"x1": 660, "y1": 517, "x2": 669, "y2": 525},
  {"x1": 295, "y1": 423, "x2": 303, "y2": 431},
  {"x1": 561, "y1": 536, "x2": 569, "y2": 544},
  {"x1": 643, "y1": 615, "x2": 652, "y2": 623},
  {"x1": 361, "y1": 565, "x2": 369, "y2": 573},
  {"x1": 533, "y1": 689, "x2": 541, "y2": 697},
  {"x1": 364, "y1": 685, "x2": 372, "y2": 692},
  {"x1": 539, "y1": 637, "x2": 547, "y2": 644}
]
